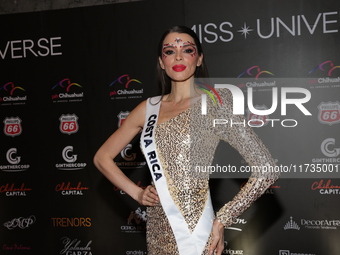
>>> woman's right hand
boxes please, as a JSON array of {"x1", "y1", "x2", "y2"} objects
[{"x1": 138, "y1": 185, "x2": 159, "y2": 206}]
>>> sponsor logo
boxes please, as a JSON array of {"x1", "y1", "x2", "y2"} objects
[
  {"x1": 0, "y1": 148, "x2": 30, "y2": 172},
  {"x1": 279, "y1": 250, "x2": 316, "y2": 255},
  {"x1": 0, "y1": 37, "x2": 62, "y2": 59},
  {"x1": 55, "y1": 146, "x2": 87, "y2": 170},
  {"x1": 226, "y1": 218, "x2": 247, "y2": 232},
  {"x1": 192, "y1": 11, "x2": 338, "y2": 44},
  {"x1": 59, "y1": 114, "x2": 79, "y2": 134},
  {"x1": 60, "y1": 237, "x2": 92, "y2": 255},
  {"x1": 317, "y1": 102, "x2": 340, "y2": 125},
  {"x1": 309, "y1": 60, "x2": 340, "y2": 78},
  {"x1": 283, "y1": 216, "x2": 300, "y2": 230},
  {"x1": 109, "y1": 74, "x2": 143, "y2": 100},
  {"x1": 0, "y1": 183, "x2": 32, "y2": 196},
  {"x1": 7, "y1": 148, "x2": 21, "y2": 164},
  {"x1": 241, "y1": 181, "x2": 280, "y2": 195},
  {"x1": 308, "y1": 61, "x2": 340, "y2": 89},
  {"x1": 121, "y1": 207, "x2": 146, "y2": 233},
  {"x1": 312, "y1": 138, "x2": 340, "y2": 164},
  {"x1": 115, "y1": 143, "x2": 147, "y2": 169},
  {"x1": 321, "y1": 138, "x2": 340, "y2": 157},
  {"x1": 127, "y1": 207, "x2": 146, "y2": 224},
  {"x1": 51, "y1": 218, "x2": 91, "y2": 227},
  {"x1": 55, "y1": 182, "x2": 89, "y2": 195},
  {"x1": 301, "y1": 218, "x2": 340, "y2": 230},
  {"x1": 0, "y1": 82, "x2": 27, "y2": 106},
  {"x1": 63, "y1": 146, "x2": 77, "y2": 162},
  {"x1": 118, "y1": 111, "x2": 130, "y2": 127},
  {"x1": 284, "y1": 216, "x2": 340, "y2": 230},
  {"x1": 3, "y1": 117, "x2": 22, "y2": 137},
  {"x1": 236, "y1": 66, "x2": 276, "y2": 94},
  {"x1": 115, "y1": 111, "x2": 146, "y2": 168},
  {"x1": 238, "y1": 66, "x2": 274, "y2": 80},
  {"x1": 52, "y1": 78, "x2": 84, "y2": 103},
  {"x1": 246, "y1": 105, "x2": 270, "y2": 127},
  {"x1": 2, "y1": 244, "x2": 31, "y2": 251},
  {"x1": 311, "y1": 180, "x2": 340, "y2": 195},
  {"x1": 3, "y1": 215, "x2": 36, "y2": 230},
  {"x1": 223, "y1": 241, "x2": 243, "y2": 254},
  {"x1": 126, "y1": 251, "x2": 146, "y2": 255},
  {"x1": 121, "y1": 144, "x2": 136, "y2": 161},
  {"x1": 309, "y1": 60, "x2": 340, "y2": 76}
]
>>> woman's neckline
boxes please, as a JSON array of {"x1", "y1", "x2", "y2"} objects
[{"x1": 156, "y1": 96, "x2": 201, "y2": 126}]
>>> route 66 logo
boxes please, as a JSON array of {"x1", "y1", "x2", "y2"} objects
[
  {"x1": 117, "y1": 111, "x2": 130, "y2": 128},
  {"x1": 59, "y1": 114, "x2": 79, "y2": 135},
  {"x1": 246, "y1": 105, "x2": 269, "y2": 127},
  {"x1": 3, "y1": 117, "x2": 22, "y2": 137},
  {"x1": 317, "y1": 102, "x2": 340, "y2": 125}
]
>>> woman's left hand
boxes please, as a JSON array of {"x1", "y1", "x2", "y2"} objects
[{"x1": 208, "y1": 219, "x2": 225, "y2": 255}]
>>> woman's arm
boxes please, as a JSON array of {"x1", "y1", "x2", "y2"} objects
[
  {"x1": 214, "y1": 114, "x2": 279, "y2": 227},
  {"x1": 93, "y1": 100, "x2": 159, "y2": 206},
  {"x1": 209, "y1": 91, "x2": 279, "y2": 254},
  {"x1": 207, "y1": 88, "x2": 279, "y2": 227}
]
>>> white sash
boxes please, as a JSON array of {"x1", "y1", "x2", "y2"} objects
[{"x1": 140, "y1": 96, "x2": 214, "y2": 255}]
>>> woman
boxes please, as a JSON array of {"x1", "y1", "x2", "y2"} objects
[{"x1": 94, "y1": 25, "x2": 279, "y2": 255}]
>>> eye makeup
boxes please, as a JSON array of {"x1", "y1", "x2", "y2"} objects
[
  {"x1": 182, "y1": 41, "x2": 197, "y2": 57},
  {"x1": 162, "y1": 38, "x2": 197, "y2": 58}
]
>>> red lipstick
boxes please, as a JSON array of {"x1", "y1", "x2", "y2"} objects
[{"x1": 172, "y1": 65, "x2": 186, "y2": 72}]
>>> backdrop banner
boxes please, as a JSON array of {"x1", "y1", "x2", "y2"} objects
[{"x1": 0, "y1": 1, "x2": 339, "y2": 254}]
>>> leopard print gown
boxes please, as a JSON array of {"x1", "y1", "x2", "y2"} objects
[{"x1": 145, "y1": 89, "x2": 279, "y2": 254}]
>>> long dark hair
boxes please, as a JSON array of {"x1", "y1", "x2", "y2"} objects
[{"x1": 157, "y1": 25, "x2": 209, "y2": 96}]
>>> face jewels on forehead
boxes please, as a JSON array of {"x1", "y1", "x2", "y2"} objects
[
  {"x1": 173, "y1": 38, "x2": 196, "y2": 48},
  {"x1": 163, "y1": 41, "x2": 196, "y2": 49},
  {"x1": 175, "y1": 38, "x2": 182, "y2": 43},
  {"x1": 161, "y1": 38, "x2": 197, "y2": 58}
]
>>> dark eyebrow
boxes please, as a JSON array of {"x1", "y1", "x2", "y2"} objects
[
  {"x1": 182, "y1": 44, "x2": 196, "y2": 48},
  {"x1": 162, "y1": 45, "x2": 196, "y2": 50},
  {"x1": 163, "y1": 43, "x2": 174, "y2": 48}
]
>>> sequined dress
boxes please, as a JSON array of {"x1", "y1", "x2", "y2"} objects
[{"x1": 145, "y1": 89, "x2": 279, "y2": 254}]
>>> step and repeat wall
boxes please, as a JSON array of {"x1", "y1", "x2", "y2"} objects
[{"x1": 1, "y1": 1, "x2": 340, "y2": 254}]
